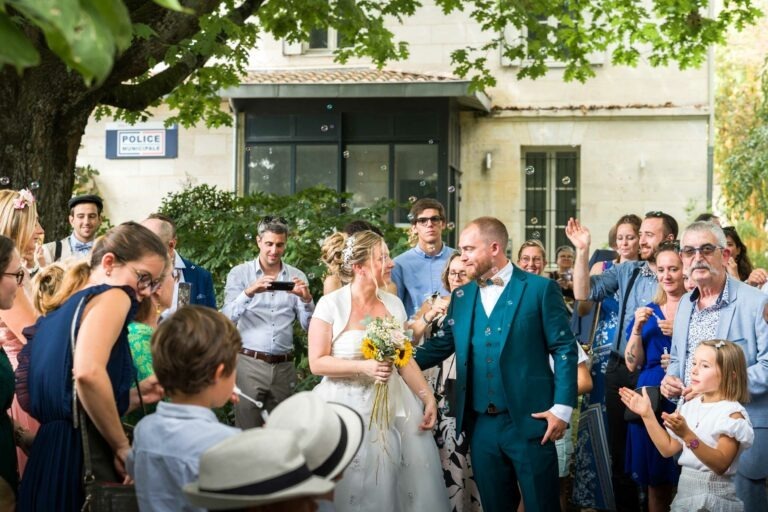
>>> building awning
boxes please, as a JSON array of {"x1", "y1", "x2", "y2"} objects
[{"x1": 222, "y1": 67, "x2": 491, "y2": 112}]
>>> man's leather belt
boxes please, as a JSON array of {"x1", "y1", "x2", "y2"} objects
[{"x1": 239, "y1": 348, "x2": 292, "y2": 364}]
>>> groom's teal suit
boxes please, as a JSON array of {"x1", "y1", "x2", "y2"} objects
[{"x1": 416, "y1": 265, "x2": 577, "y2": 512}]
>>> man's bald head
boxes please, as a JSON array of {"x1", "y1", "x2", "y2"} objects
[{"x1": 141, "y1": 216, "x2": 176, "y2": 255}]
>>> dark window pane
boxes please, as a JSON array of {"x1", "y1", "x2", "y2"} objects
[
  {"x1": 524, "y1": 152, "x2": 548, "y2": 189},
  {"x1": 246, "y1": 115, "x2": 291, "y2": 138},
  {"x1": 296, "y1": 115, "x2": 338, "y2": 138},
  {"x1": 296, "y1": 145, "x2": 338, "y2": 192},
  {"x1": 308, "y1": 28, "x2": 328, "y2": 49},
  {"x1": 394, "y1": 113, "x2": 439, "y2": 139},
  {"x1": 344, "y1": 113, "x2": 391, "y2": 138},
  {"x1": 394, "y1": 144, "x2": 439, "y2": 223},
  {"x1": 555, "y1": 152, "x2": 578, "y2": 225},
  {"x1": 345, "y1": 145, "x2": 389, "y2": 210},
  {"x1": 246, "y1": 145, "x2": 291, "y2": 195}
]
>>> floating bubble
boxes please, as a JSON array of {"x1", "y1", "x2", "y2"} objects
[
  {"x1": 562, "y1": 176, "x2": 571, "y2": 185},
  {"x1": 427, "y1": 244, "x2": 436, "y2": 253},
  {"x1": 448, "y1": 186, "x2": 456, "y2": 193},
  {"x1": 358, "y1": 171, "x2": 365, "y2": 177},
  {"x1": 530, "y1": 217, "x2": 538, "y2": 225},
  {"x1": 408, "y1": 196, "x2": 417, "y2": 203},
  {"x1": 447, "y1": 222, "x2": 456, "y2": 230},
  {"x1": 326, "y1": 104, "x2": 333, "y2": 110},
  {"x1": 485, "y1": 327, "x2": 492, "y2": 336},
  {"x1": 436, "y1": 330, "x2": 445, "y2": 337},
  {"x1": 380, "y1": 164, "x2": 387, "y2": 171},
  {"x1": 418, "y1": 169, "x2": 424, "y2": 176},
  {"x1": 319, "y1": 203, "x2": 326, "y2": 209},
  {"x1": 428, "y1": 139, "x2": 434, "y2": 144},
  {"x1": 244, "y1": 233, "x2": 253, "y2": 241},
  {"x1": 29, "y1": 181, "x2": 40, "y2": 190},
  {"x1": 532, "y1": 231, "x2": 541, "y2": 239},
  {"x1": 343, "y1": 150, "x2": 350, "y2": 158},
  {"x1": 320, "y1": 125, "x2": 329, "y2": 132},
  {"x1": 407, "y1": 213, "x2": 415, "y2": 221},
  {"x1": 455, "y1": 289, "x2": 464, "y2": 298},
  {"x1": 341, "y1": 203, "x2": 348, "y2": 208},
  {"x1": 262, "y1": 175, "x2": 270, "y2": 180},
  {"x1": 525, "y1": 166, "x2": 535, "y2": 175},
  {"x1": 419, "y1": 180, "x2": 426, "y2": 186},
  {"x1": 329, "y1": 124, "x2": 335, "y2": 129},
  {"x1": 248, "y1": 161, "x2": 257, "y2": 169},
  {"x1": 447, "y1": 318, "x2": 455, "y2": 326},
  {"x1": 268, "y1": 147, "x2": 273, "y2": 155},
  {"x1": 507, "y1": 299, "x2": 514, "y2": 306},
  {"x1": 0, "y1": 177, "x2": 9, "y2": 186},
  {"x1": 307, "y1": 273, "x2": 315, "y2": 279}
]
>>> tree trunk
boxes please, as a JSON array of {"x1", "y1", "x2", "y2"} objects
[{"x1": 0, "y1": 56, "x2": 97, "y2": 241}]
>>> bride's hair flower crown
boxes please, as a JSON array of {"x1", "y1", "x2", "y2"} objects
[{"x1": 13, "y1": 189, "x2": 35, "y2": 210}]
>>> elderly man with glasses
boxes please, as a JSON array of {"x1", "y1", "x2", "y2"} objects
[
  {"x1": 221, "y1": 216, "x2": 314, "y2": 428},
  {"x1": 392, "y1": 198, "x2": 455, "y2": 319},
  {"x1": 662, "y1": 221, "x2": 768, "y2": 511},
  {"x1": 565, "y1": 210, "x2": 678, "y2": 510}
]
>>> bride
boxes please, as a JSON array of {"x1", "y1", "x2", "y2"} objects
[{"x1": 309, "y1": 230, "x2": 450, "y2": 512}]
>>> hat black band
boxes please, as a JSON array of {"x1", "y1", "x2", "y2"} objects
[
  {"x1": 313, "y1": 415, "x2": 348, "y2": 478},
  {"x1": 201, "y1": 463, "x2": 313, "y2": 496}
]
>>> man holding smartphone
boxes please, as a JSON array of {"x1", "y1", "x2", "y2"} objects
[{"x1": 222, "y1": 216, "x2": 314, "y2": 428}]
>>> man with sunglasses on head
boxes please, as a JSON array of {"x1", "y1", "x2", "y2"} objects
[
  {"x1": 392, "y1": 198, "x2": 454, "y2": 319},
  {"x1": 221, "y1": 216, "x2": 314, "y2": 428},
  {"x1": 565, "y1": 210, "x2": 678, "y2": 510},
  {"x1": 662, "y1": 221, "x2": 768, "y2": 511}
]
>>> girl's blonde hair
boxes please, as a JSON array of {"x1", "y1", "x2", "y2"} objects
[
  {"x1": 31, "y1": 260, "x2": 79, "y2": 315},
  {"x1": 320, "y1": 230, "x2": 385, "y2": 285},
  {"x1": 699, "y1": 339, "x2": 749, "y2": 403},
  {"x1": 0, "y1": 189, "x2": 37, "y2": 258}
]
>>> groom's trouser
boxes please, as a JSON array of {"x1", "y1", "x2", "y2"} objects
[{"x1": 470, "y1": 412, "x2": 559, "y2": 512}]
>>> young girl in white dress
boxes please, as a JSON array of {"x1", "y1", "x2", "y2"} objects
[
  {"x1": 309, "y1": 230, "x2": 450, "y2": 512},
  {"x1": 620, "y1": 339, "x2": 754, "y2": 512}
]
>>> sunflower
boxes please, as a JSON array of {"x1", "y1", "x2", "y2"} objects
[
  {"x1": 361, "y1": 337, "x2": 376, "y2": 360},
  {"x1": 394, "y1": 341, "x2": 413, "y2": 368}
]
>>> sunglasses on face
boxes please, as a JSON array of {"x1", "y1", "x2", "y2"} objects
[
  {"x1": 130, "y1": 266, "x2": 163, "y2": 293},
  {"x1": 2, "y1": 268, "x2": 24, "y2": 286},
  {"x1": 414, "y1": 215, "x2": 444, "y2": 226},
  {"x1": 679, "y1": 244, "x2": 721, "y2": 258}
]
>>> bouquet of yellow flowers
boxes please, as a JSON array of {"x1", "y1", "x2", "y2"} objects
[{"x1": 361, "y1": 316, "x2": 414, "y2": 430}]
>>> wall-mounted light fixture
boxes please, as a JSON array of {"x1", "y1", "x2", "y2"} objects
[{"x1": 484, "y1": 152, "x2": 493, "y2": 172}]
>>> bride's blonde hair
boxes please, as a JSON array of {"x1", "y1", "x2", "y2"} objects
[{"x1": 321, "y1": 230, "x2": 386, "y2": 286}]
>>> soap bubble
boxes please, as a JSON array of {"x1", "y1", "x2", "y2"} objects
[
  {"x1": 408, "y1": 196, "x2": 417, "y2": 203},
  {"x1": 320, "y1": 125, "x2": 329, "y2": 132},
  {"x1": 0, "y1": 177, "x2": 9, "y2": 186},
  {"x1": 530, "y1": 217, "x2": 538, "y2": 225},
  {"x1": 525, "y1": 166, "x2": 535, "y2": 175},
  {"x1": 448, "y1": 186, "x2": 456, "y2": 193},
  {"x1": 562, "y1": 176, "x2": 571, "y2": 185}
]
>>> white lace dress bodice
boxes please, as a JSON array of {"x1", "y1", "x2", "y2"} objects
[{"x1": 312, "y1": 287, "x2": 449, "y2": 512}]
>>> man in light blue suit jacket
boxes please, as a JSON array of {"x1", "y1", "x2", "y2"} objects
[
  {"x1": 415, "y1": 217, "x2": 577, "y2": 512},
  {"x1": 662, "y1": 221, "x2": 768, "y2": 510}
]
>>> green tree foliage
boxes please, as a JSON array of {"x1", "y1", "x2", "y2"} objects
[{"x1": 158, "y1": 184, "x2": 414, "y2": 390}]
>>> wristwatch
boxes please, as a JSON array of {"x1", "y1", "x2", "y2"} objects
[{"x1": 687, "y1": 438, "x2": 700, "y2": 450}]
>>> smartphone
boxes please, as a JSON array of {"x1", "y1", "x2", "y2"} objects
[
  {"x1": 177, "y1": 282, "x2": 191, "y2": 307},
  {"x1": 268, "y1": 281, "x2": 296, "y2": 291}
]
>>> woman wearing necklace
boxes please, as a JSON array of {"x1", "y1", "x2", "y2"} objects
[{"x1": 623, "y1": 241, "x2": 685, "y2": 512}]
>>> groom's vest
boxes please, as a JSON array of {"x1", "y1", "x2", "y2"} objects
[{"x1": 471, "y1": 288, "x2": 509, "y2": 414}]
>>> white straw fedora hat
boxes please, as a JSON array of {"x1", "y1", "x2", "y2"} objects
[
  {"x1": 265, "y1": 391, "x2": 364, "y2": 480},
  {"x1": 183, "y1": 429, "x2": 333, "y2": 510}
]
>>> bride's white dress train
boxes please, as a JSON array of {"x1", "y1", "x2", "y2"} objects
[{"x1": 314, "y1": 328, "x2": 450, "y2": 512}]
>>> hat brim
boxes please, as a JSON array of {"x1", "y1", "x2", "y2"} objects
[
  {"x1": 326, "y1": 402, "x2": 365, "y2": 480},
  {"x1": 183, "y1": 474, "x2": 333, "y2": 511}
]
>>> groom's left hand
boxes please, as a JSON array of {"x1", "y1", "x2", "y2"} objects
[{"x1": 531, "y1": 410, "x2": 567, "y2": 445}]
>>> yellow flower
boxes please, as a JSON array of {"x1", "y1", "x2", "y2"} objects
[
  {"x1": 394, "y1": 341, "x2": 413, "y2": 368},
  {"x1": 361, "y1": 338, "x2": 376, "y2": 360}
]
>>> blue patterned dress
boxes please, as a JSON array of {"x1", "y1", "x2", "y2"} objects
[
  {"x1": 16, "y1": 285, "x2": 138, "y2": 511},
  {"x1": 572, "y1": 260, "x2": 617, "y2": 510}
]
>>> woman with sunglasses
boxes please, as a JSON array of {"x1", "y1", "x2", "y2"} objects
[
  {"x1": 16, "y1": 222, "x2": 168, "y2": 511},
  {"x1": 0, "y1": 189, "x2": 42, "y2": 475}
]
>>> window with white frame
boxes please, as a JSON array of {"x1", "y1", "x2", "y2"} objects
[{"x1": 522, "y1": 149, "x2": 579, "y2": 261}]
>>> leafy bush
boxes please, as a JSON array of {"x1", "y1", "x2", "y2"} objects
[{"x1": 159, "y1": 184, "x2": 412, "y2": 394}]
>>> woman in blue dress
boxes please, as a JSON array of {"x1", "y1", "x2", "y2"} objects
[
  {"x1": 16, "y1": 222, "x2": 167, "y2": 511},
  {"x1": 623, "y1": 242, "x2": 684, "y2": 512},
  {"x1": 572, "y1": 214, "x2": 641, "y2": 510}
]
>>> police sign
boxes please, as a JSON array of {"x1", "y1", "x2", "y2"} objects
[{"x1": 106, "y1": 122, "x2": 178, "y2": 159}]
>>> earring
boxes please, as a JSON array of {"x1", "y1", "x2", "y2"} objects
[
  {"x1": 106, "y1": 270, "x2": 111, "y2": 277},
  {"x1": 154, "y1": 302, "x2": 163, "y2": 315}
]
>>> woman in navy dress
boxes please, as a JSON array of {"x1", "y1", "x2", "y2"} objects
[
  {"x1": 16, "y1": 222, "x2": 167, "y2": 511},
  {"x1": 623, "y1": 241, "x2": 684, "y2": 512}
]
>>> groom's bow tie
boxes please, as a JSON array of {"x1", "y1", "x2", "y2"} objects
[{"x1": 478, "y1": 277, "x2": 504, "y2": 288}]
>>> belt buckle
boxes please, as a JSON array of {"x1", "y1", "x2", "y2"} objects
[{"x1": 487, "y1": 403, "x2": 498, "y2": 415}]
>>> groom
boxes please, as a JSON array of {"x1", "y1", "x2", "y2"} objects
[{"x1": 415, "y1": 217, "x2": 577, "y2": 512}]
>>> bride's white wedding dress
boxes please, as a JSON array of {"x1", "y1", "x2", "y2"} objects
[{"x1": 313, "y1": 286, "x2": 449, "y2": 512}]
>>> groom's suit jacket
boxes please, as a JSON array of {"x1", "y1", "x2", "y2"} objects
[{"x1": 415, "y1": 265, "x2": 578, "y2": 439}]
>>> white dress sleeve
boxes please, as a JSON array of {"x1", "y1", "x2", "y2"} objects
[
  {"x1": 312, "y1": 294, "x2": 334, "y2": 325},
  {"x1": 711, "y1": 403, "x2": 754, "y2": 450}
]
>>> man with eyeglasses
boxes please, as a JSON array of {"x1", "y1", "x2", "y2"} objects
[
  {"x1": 392, "y1": 198, "x2": 454, "y2": 319},
  {"x1": 565, "y1": 210, "x2": 678, "y2": 510},
  {"x1": 141, "y1": 213, "x2": 216, "y2": 311},
  {"x1": 662, "y1": 221, "x2": 768, "y2": 510},
  {"x1": 222, "y1": 216, "x2": 314, "y2": 428}
]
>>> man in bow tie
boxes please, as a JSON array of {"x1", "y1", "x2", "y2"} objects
[
  {"x1": 416, "y1": 216, "x2": 577, "y2": 512},
  {"x1": 42, "y1": 194, "x2": 103, "y2": 264}
]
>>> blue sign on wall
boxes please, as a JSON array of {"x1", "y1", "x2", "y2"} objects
[{"x1": 106, "y1": 122, "x2": 178, "y2": 159}]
